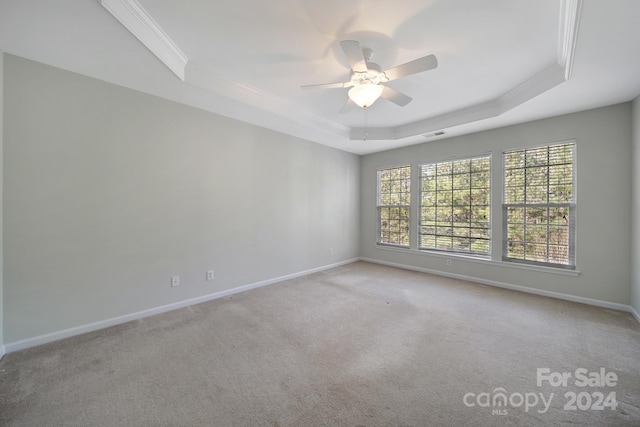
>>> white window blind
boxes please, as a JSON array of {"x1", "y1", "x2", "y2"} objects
[
  {"x1": 419, "y1": 155, "x2": 491, "y2": 256},
  {"x1": 503, "y1": 142, "x2": 576, "y2": 268},
  {"x1": 377, "y1": 165, "x2": 411, "y2": 247}
]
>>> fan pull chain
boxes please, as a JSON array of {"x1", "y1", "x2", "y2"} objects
[{"x1": 363, "y1": 106, "x2": 368, "y2": 142}]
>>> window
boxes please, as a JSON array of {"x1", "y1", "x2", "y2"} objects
[
  {"x1": 377, "y1": 165, "x2": 411, "y2": 247},
  {"x1": 419, "y1": 156, "x2": 491, "y2": 256},
  {"x1": 503, "y1": 142, "x2": 575, "y2": 268}
]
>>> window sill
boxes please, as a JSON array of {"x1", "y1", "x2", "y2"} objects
[{"x1": 374, "y1": 244, "x2": 581, "y2": 277}]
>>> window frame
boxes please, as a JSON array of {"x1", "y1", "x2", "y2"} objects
[
  {"x1": 418, "y1": 154, "x2": 492, "y2": 257},
  {"x1": 502, "y1": 141, "x2": 576, "y2": 269},
  {"x1": 376, "y1": 165, "x2": 411, "y2": 248}
]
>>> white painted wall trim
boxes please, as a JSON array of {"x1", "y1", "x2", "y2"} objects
[
  {"x1": 185, "y1": 62, "x2": 351, "y2": 139},
  {"x1": 373, "y1": 243, "x2": 581, "y2": 277},
  {"x1": 359, "y1": 257, "x2": 638, "y2": 321},
  {"x1": 100, "y1": 0, "x2": 188, "y2": 80},
  {"x1": 4, "y1": 258, "x2": 359, "y2": 354},
  {"x1": 101, "y1": 0, "x2": 584, "y2": 144},
  {"x1": 558, "y1": 0, "x2": 583, "y2": 80},
  {"x1": 7, "y1": 255, "x2": 636, "y2": 354},
  {"x1": 350, "y1": 2, "x2": 583, "y2": 142}
]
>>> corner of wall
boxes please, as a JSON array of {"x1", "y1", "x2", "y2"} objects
[
  {"x1": 360, "y1": 104, "x2": 634, "y2": 307},
  {"x1": 632, "y1": 95, "x2": 640, "y2": 321},
  {"x1": 0, "y1": 51, "x2": 5, "y2": 358}
]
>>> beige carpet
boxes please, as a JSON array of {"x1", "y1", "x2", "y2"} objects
[{"x1": 1, "y1": 261, "x2": 639, "y2": 426}]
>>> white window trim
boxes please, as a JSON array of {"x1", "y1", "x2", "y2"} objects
[
  {"x1": 376, "y1": 165, "x2": 411, "y2": 248},
  {"x1": 371, "y1": 142, "x2": 579, "y2": 276},
  {"x1": 374, "y1": 243, "x2": 581, "y2": 277},
  {"x1": 501, "y1": 141, "x2": 577, "y2": 269},
  {"x1": 418, "y1": 154, "x2": 492, "y2": 257}
]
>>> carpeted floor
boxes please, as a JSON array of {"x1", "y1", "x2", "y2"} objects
[{"x1": 1, "y1": 261, "x2": 639, "y2": 426}]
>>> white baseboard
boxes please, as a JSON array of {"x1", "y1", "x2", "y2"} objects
[
  {"x1": 4, "y1": 258, "x2": 359, "y2": 354},
  {"x1": 359, "y1": 257, "x2": 637, "y2": 317}
]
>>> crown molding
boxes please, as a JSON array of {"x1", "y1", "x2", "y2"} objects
[
  {"x1": 499, "y1": 63, "x2": 566, "y2": 113},
  {"x1": 355, "y1": 63, "x2": 567, "y2": 141},
  {"x1": 185, "y1": 62, "x2": 351, "y2": 139},
  {"x1": 558, "y1": 0, "x2": 583, "y2": 80},
  {"x1": 101, "y1": 0, "x2": 187, "y2": 80},
  {"x1": 100, "y1": 0, "x2": 349, "y2": 139},
  {"x1": 352, "y1": 1, "x2": 583, "y2": 141},
  {"x1": 101, "y1": 0, "x2": 583, "y2": 144}
]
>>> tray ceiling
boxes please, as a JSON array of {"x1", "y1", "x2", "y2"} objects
[{"x1": 1, "y1": 0, "x2": 640, "y2": 154}]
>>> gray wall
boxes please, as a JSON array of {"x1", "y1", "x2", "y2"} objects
[
  {"x1": 2, "y1": 52, "x2": 638, "y2": 350},
  {"x1": 0, "y1": 52, "x2": 4, "y2": 357},
  {"x1": 3, "y1": 55, "x2": 360, "y2": 344},
  {"x1": 360, "y1": 103, "x2": 633, "y2": 305},
  {"x1": 633, "y1": 96, "x2": 640, "y2": 316}
]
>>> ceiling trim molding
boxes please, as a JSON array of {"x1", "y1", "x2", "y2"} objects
[
  {"x1": 499, "y1": 64, "x2": 566, "y2": 112},
  {"x1": 101, "y1": 0, "x2": 583, "y2": 144},
  {"x1": 101, "y1": 1, "x2": 349, "y2": 139},
  {"x1": 101, "y1": 0, "x2": 188, "y2": 80},
  {"x1": 353, "y1": 64, "x2": 568, "y2": 141},
  {"x1": 185, "y1": 63, "x2": 351, "y2": 138},
  {"x1": 558, "y1": 0, "x2": 583, "y2": 80},
  {"x1": 351, "y1": 2, "x2": 583, "y2": 141}
]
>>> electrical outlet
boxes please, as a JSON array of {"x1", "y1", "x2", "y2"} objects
[
  {"x1": 446, "y1": 259, "x2": 453, "y2": 267},
  {"x1": 171, "y1": 276, "x2": 180, "y2": 287},
  {"x1": 206, "y1": 270, "x2": 215, "y2": 281}
]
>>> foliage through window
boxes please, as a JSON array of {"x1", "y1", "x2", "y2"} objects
[
  {"x1": 377, "y1": 165, "x2": 411, "y2": 247},
  {"x1": 503, "y1": 142, "x2": 575, "y2": 268},
  {"x1": 419, "y1": 156, "x2": 491, "y2": 256}
]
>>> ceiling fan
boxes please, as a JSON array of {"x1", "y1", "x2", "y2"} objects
[{"x1": 302, "y1": 40, "x2": 438, "y2": 112}]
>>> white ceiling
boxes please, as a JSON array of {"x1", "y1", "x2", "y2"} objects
[{"x1": 1, "y1": 0, "x2": 639, "y2": 155}]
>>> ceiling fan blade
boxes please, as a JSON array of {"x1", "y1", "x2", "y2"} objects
[
  {"x1": 383, "y1": 54, "x2": 438, "y2": 81},
  {"x1": 301, "y1": 82, "x2": 348, "y2": 89},
  {"x1": 339, "y1": 98, "x2": 356, "y2": 114},
  {"x1": 381, "y1": 85, "x2": 413, "y2": 106},
  {"x1": 340, "y1": 40, "x2": 368, "y2": 73}
]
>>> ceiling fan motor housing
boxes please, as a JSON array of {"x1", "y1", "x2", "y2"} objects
[
  {"x1": 349, "y1": 62, "x2": 388, "y2": 87},
  {"x1": 301, "y1": 40, "x2": 437, "y2": 110}
]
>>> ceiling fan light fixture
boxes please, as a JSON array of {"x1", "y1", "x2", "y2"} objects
[{"x1": 348, "y1": 83, "x2": 383, "y2": 108}]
